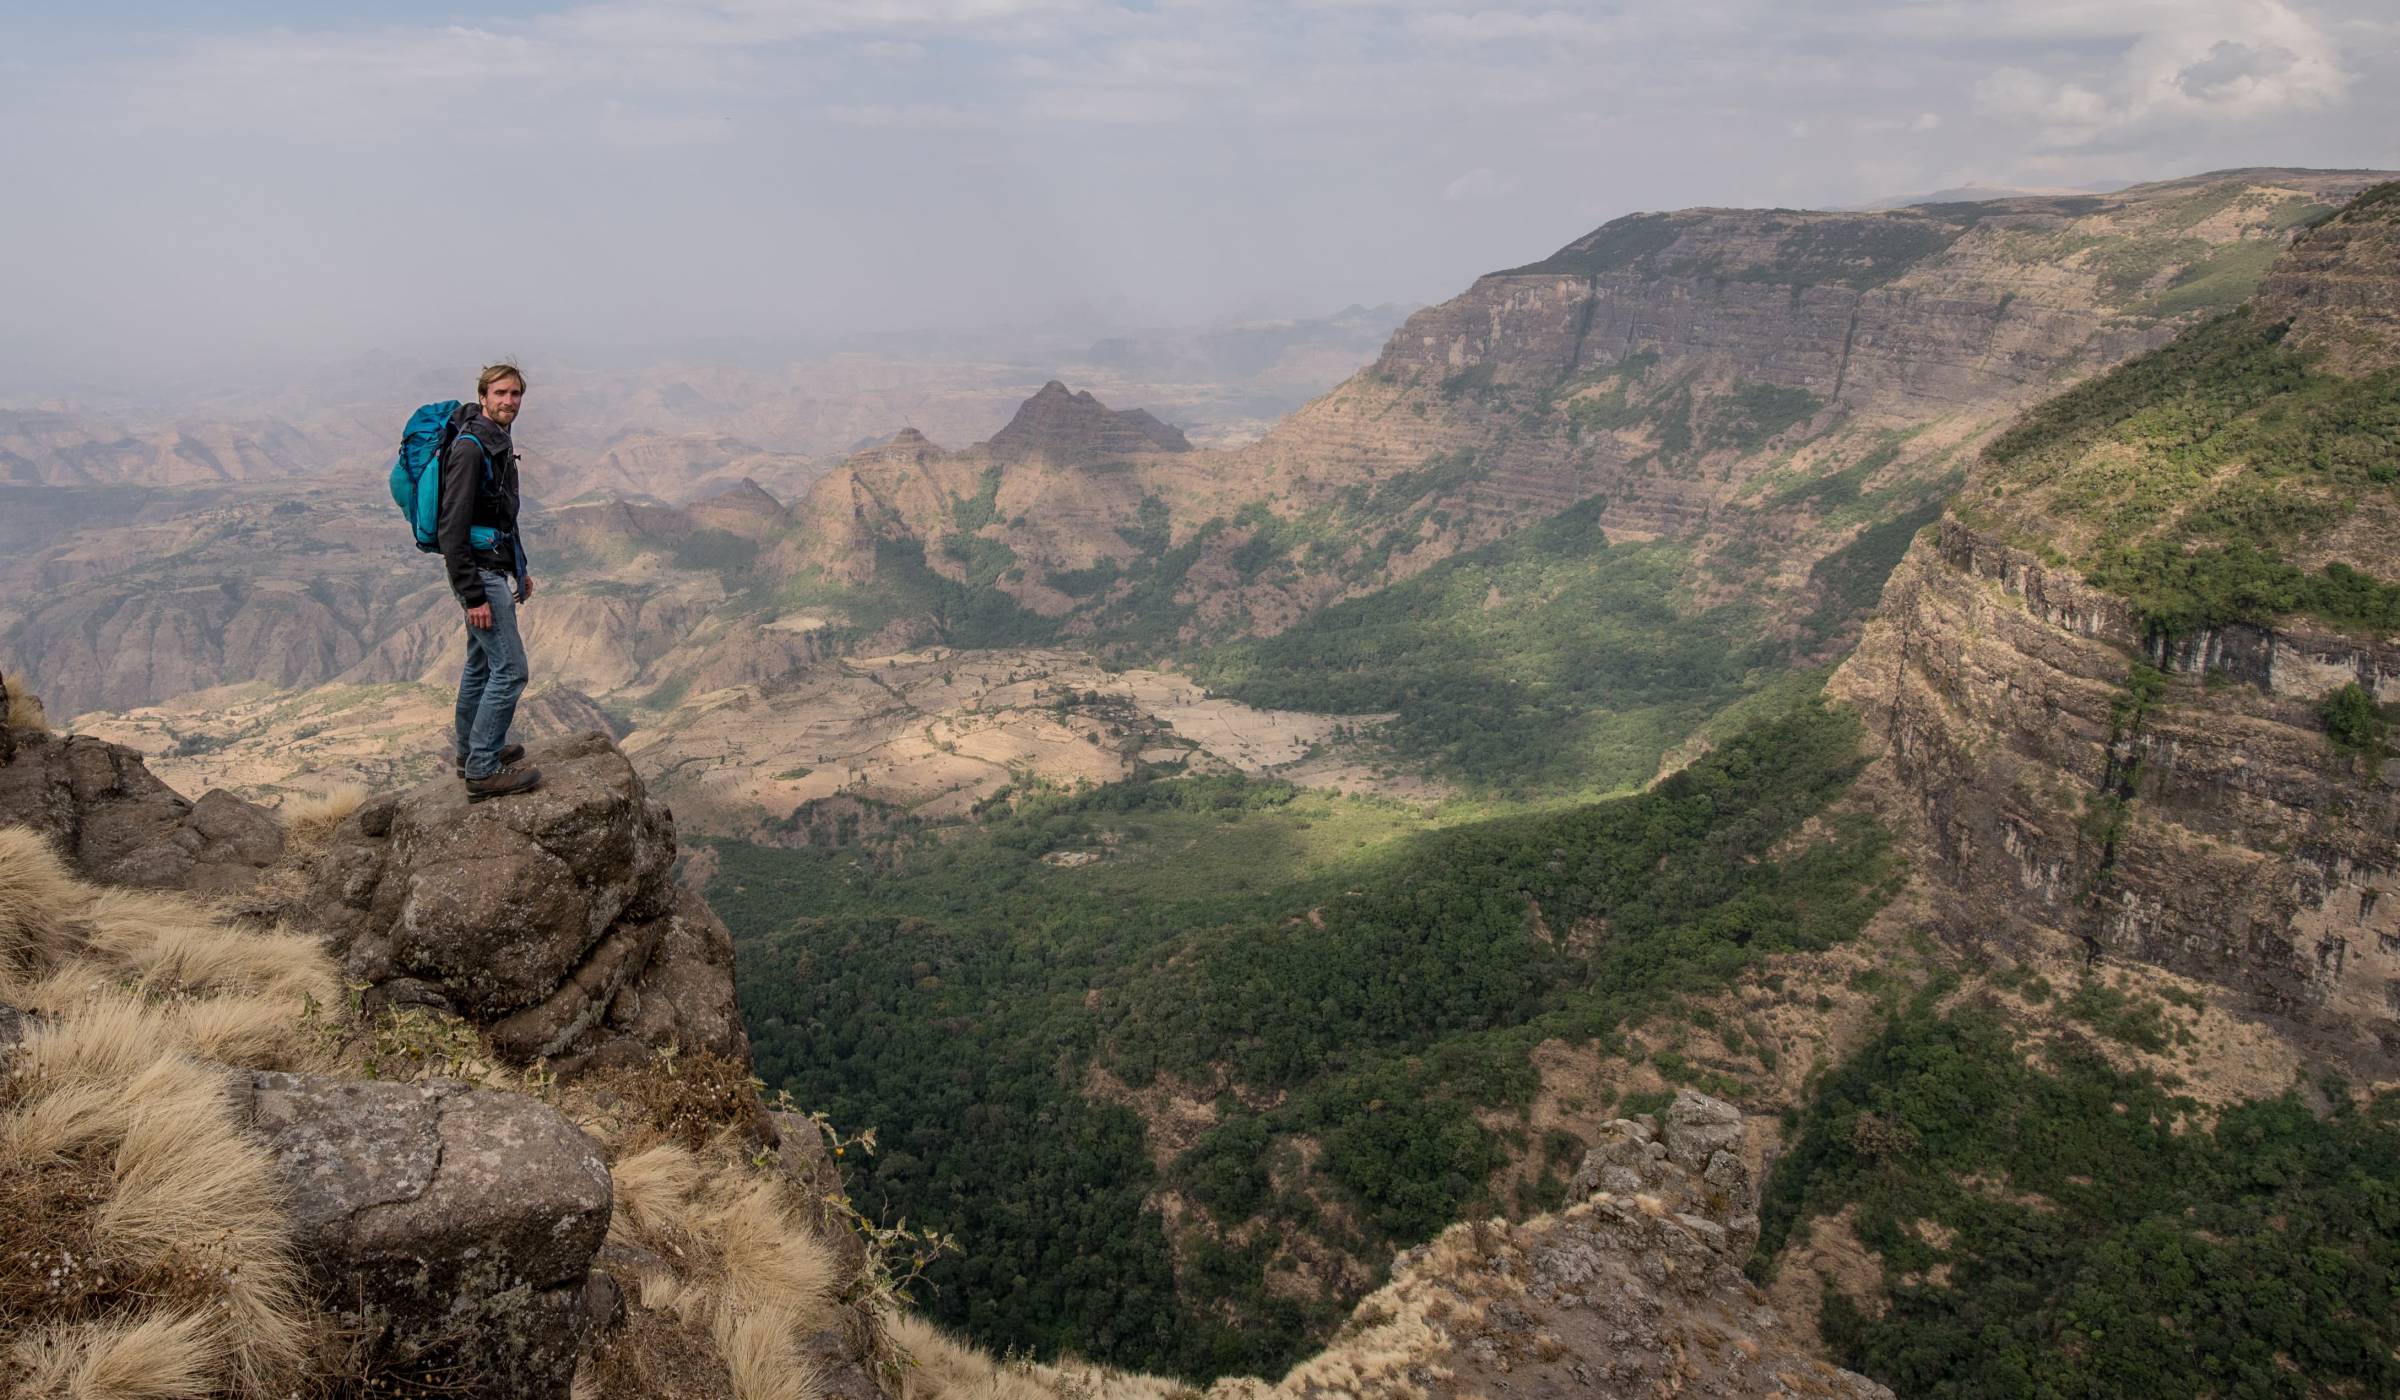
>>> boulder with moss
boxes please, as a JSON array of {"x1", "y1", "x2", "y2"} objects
[{"x1": 241, "y1": 1071, "x2": 617, "y2": 1398}]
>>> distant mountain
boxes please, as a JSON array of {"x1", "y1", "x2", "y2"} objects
[
  {"x1": 1847, "y1": 177, "x2": 2137, "y2": 209},
  {"x1": 0, "y1": 407, "x2": 322, "y2": 486},
  {"x1": 763, "y1": 166, "x2": 2393, "y2": 791}
]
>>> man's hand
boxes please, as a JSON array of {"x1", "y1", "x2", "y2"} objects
[
  {"x1": 516, "y1": 575, "x2": 536, "y2": 604},
  {"x1": 466, "y1": 602, "x2": 494, "y2": 630}
]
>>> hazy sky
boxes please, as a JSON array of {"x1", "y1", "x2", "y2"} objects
[{"x1": 5, "y1": 0, "x2": 2397, "y2": 392}]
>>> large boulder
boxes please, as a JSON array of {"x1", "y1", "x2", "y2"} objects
[
  {"x1": 242, "y1": 1071, "x2": 615, "y2": 1399},
  {"x1": 0, "y1": 727, "x2": 283, "y2": 893},
  {"x1": 308, "y1": 731, "x2": 748, "y2": 1070}
]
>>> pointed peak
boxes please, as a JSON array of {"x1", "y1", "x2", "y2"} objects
[
  {"x1": 986, "y1": 381, "x2": 1192, "y2": 464},
  {"x1": 845, "y1": 426, "x2": 949, "y2": 470},
  {"x1": 701, "y1": 477, "x2": 784, "y2": 511}
]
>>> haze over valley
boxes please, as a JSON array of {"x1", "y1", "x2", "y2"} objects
[{"x1": 7, "y1": 3, "x2": 2400, "y2": 1398}]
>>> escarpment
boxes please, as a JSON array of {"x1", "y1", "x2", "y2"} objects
[
  {"x1": 755, "y1": 169, "x2": 2392, "y2": 672},
  {"x1": 1837, "y1": 522, "x2": 2399, "y2": 1048},
  {"x1": 1832, "y1": 182, "x2": 2400, "y2": 1060},
  {"x1": 1227, "y1": 171, "x2": 2388, "y2": 553}
]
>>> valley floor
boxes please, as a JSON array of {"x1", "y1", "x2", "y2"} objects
[{"x1": 70, "y1": 646, "x2": 1449, "y2": 837}]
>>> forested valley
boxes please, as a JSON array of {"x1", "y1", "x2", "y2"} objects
[{"x1": 711, "y1": 701, "x2": 1897, "y2": 1377}]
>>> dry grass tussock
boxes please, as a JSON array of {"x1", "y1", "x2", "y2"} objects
[
  {"x1": 574, "y1": 1114, "x2": 847, "y2": 1400},
  {"x1": 0, "y1": 825, "x2": 343, "y2": 1398},
  {"x1": 277, "y1": 785, "x2": 368, "y2": 860},
  {"x1": 4, "y1": 673, "x2": 47, "y2": 733},
  {"x1": 883, "y1": 1315, "x2": 1200, "y2": 1400}
]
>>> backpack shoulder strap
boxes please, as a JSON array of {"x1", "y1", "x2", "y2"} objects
[{"x1": 456, "y1": 432, "x2": 498, "y2": 489}]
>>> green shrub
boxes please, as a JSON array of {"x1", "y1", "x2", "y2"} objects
[{"x1": 2320, "y1": 681, "x2": 2390, "y2": 776}]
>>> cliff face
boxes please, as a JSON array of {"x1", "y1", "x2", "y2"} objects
[
  {"x1": 1832, "y1": 183, "x2": 2400, "y2": 1060},
  {"x1": 1836, "y1": 522, "x2": 2399, "y2": 1050},
  {"x1": 1231, "y1": 170, "x2": 2383, "y2": 561},
  {"x1": 2256, "y1": 181, "x2": 2400, "y2": 373},
  {"x1": 1202, "y1": 1091, "x2": 1890, "y2": 1400}
]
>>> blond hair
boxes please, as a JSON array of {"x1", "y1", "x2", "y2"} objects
[{"x1": 476, "y1": 362, "x2": 527, "y2": 397}]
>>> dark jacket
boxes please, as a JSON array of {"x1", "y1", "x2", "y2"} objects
[{"x1": 437, "y1": 407, "x2": 524, "y2": 608}]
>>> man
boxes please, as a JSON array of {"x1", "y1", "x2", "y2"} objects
[{"x1": 442, "y1": 363, "x2": 541, "y2": 801}]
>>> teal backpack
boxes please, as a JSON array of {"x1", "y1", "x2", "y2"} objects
[{"x1": 388, "y1": 401, "x2": 504, "y2": 553}]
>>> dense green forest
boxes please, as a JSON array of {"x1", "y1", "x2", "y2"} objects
[
  {"x1": 711, "y1": 700, "x2": 1897, "y2": 1379},
  {"x1": 1760, "y1": 993, "x2": 2400, "y2": 1399}
]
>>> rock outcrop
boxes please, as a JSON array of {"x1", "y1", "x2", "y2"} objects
[
  {"x1": 243, "y1": 1071, "x2": 616, "y2": 1398},
  {"x1": 686, "y1": 476, "x2": 793, "y2": 537},
  {"x1": 307, "y1": 730, "x2": 747, "y2": 1072},
  {"x1": 781, "y1": 385, "x2": 1182, "y2": 596},
  {"x1": 0, "y1": 721, "x2": 284, "y2": 893},
  {"x1": 1213, "y1": 1090, "x2": 1886, "y2": 1399}
]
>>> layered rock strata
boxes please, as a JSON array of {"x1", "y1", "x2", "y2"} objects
[
  {"x1": 987, "y1": 380, "x2": 1194, "y2": 463},
  {"x1": 1837, "y1": 524, "x2": 2400, "y2": 1054},
  {"x1": 2257, "y1": 182, "x2": 2400, "y2": 373}
]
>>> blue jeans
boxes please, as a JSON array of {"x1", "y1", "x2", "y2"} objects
[{"x1": 454, "y1": 570, "x2": 529, "y2": 779}]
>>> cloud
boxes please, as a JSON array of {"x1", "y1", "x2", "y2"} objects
[
  {"x1": 1409, "y1": 10, "x2": 1618, "y2": 44},
  {"x1": 4, "y1": 0, "x2": 2392, "y2": 390},
  {"x1": 826, "y1": 102, "x2": 989, "y2": 126},
  {"x1": 1023, "y1": 85, "x2": 1187, "y2": 123},
  {"x1": 1969, "y1": 0, "x2": 2348, "y2": 149},
  {"x1": 1442, "y1": 167, "x2": 1520, "y2": 200},
  {"x1": 543, "y1": 0, "x2": 1102, "y2": 48}
]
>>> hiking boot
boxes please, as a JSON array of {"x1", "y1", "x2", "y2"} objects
[
  {"x1": 455, "y1": 743, "x2": 526, "y2": 778},
  {"x1": 464, "y1": 766, "x2": 542, "y2": 803}
]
